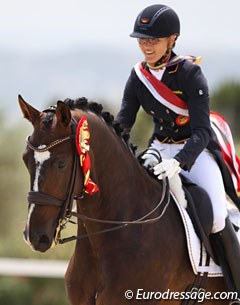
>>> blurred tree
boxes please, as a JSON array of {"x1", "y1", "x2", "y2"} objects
[
  {"x1": 0, "y1": 277, "x2": 68, "y2": 305},
  {"x1": 130, "y1": 109, "x2": 153, "y2": 151},
  {"x1": 211, "y1": 81, "x2": 240, "y2": 141},
  {"x1": 0, "y1": 118, "x2": 30, "y2": 237}
]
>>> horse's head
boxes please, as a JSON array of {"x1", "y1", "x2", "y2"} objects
[{"x1": 19, "y1": 95, "x2": 82, "y2": 252}]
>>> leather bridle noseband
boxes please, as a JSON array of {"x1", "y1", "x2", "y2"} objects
[{"x1": 26, "y1": 118, "x2": 170, "y2": 245}]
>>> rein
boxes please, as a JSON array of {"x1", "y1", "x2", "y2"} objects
[
  {"x1": 59, "y1": 177, "x2": 170, "y2": 243},
  {"x1": 27, "y1": 118, "x2": 171, "y2": 244}
]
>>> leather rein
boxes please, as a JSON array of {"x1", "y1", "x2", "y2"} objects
[{"x1": 26, "y1": 118, "x2": 170, "y2": 245}]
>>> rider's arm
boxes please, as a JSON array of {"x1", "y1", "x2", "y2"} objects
[
  {"x1": 115, "y1": 69, "x2": 140, "y2": 133},
  {"x1": 174, "y1": 62, "x2": 212, "y2": 170}
]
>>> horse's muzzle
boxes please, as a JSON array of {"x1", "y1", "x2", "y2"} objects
[{"x1": 23, "y1": 229, "x2": 52, "y2": 252}]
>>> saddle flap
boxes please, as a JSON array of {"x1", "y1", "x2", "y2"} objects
[{"x1": 181, "y1": 175, "x2": 217, "y2": 264}]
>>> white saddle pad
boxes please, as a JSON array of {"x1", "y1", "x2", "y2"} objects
[{"x1": 171, "y1": 191, "x2": 240, "y2": 277}]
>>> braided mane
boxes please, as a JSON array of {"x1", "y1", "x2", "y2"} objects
[
  {"x1": 43, "y1": 97, "x2": 136, "y2": 153},
  {"x1": 62, "y1": 97, "x2": 136, "y2": 153}
]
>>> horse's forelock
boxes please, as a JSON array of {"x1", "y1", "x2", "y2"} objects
[{"x1": 42, "y1": 111, "x2": 55, "y2": 129}]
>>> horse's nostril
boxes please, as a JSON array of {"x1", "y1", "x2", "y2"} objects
[
  {"x1": 39, "y1": 234, "x2": 50, "y2": 245},
  {"x1": 30, "y1": 233, "x2": 52, "y2": 252}
]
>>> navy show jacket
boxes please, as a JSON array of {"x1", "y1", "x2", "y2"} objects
[{"x1": 116, "y1": 52, "x2": 212, "y2": 171}]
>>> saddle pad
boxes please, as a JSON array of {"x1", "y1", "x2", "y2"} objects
[{"x1": 172, "y1": 193, "x2": 240, "y2": 277}]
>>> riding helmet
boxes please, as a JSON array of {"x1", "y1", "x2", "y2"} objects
[{"x1": 130, "y1": 4, "x2": 180, "y2": 38}]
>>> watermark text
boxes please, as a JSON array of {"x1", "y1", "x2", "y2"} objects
[{"x1": 124, "y1": 288, "x2": 238, "y2": 303}]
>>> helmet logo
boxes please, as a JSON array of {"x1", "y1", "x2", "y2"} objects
[{"x1": 140, "y1": 18, "x2": 150, "y2": 24}]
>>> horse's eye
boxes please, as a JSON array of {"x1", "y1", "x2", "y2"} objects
[{"x1": 58, "y1": 160, "x2": 66, "y2": 169}]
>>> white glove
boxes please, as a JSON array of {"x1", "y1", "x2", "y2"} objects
[
  {"x1": 141, "y1": 149, "x2": 160, "y2": 169},
  {"x1": 154, "y1": 158, "x2": 181, "y2": 180}
]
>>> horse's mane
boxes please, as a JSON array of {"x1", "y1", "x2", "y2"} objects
[{"x1": 44, "y1": 97, "x2": 137, "y2": 154}]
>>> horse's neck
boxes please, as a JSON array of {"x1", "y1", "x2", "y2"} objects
[
  {"x1": 90, "y1": 117, "x2": 152, "y2": 195},
  {"x1": 77, "y1": 111, "x2": 162, "y2": 222}
]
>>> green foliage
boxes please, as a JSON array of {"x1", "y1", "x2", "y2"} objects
[
  {"x1": 236, "y1": 143, "x2": 240, "y2": 156},
  {"x1": 130, "y1": 109, "x2": 153, "y2": 151},
  {"x1": 0, "y1": 121, "x2": 29, "y2": 236},
  {"x1": 0, "y1": 277, "x2": 68, "y2": 305},
  {"x1": 0, "y1": 277, "x2": 32, "y2": 305},
  {"x1": 211, "y1": 81, "x2": 240, "y2": 140}
]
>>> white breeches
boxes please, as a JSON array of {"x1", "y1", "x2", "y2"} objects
[{"x1": 150, "y1": 140, "x2": 228, "y2": 233}]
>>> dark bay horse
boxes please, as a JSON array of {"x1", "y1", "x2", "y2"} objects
[{"x1": 19, "y1": 95, "x2": 230, "y2": 304}]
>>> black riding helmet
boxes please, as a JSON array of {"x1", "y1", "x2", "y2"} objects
[{"x1": 130, "y1": 4, "x2": 180, "y2": 39}]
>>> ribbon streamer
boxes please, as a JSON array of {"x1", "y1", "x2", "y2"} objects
[
  {"x1": 210, "y1": 111, "x2": 240, "y2": 192},
  {"x1": 76, "y1": 117, "x2": 99, "y2": 195}
]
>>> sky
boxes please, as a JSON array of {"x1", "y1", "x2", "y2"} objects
[
  {"x1": 0, "y1": 0, "x2": 240, "y2": 53},
  {"x1": 1, "y1": 0, "x2": 240, "y2": 120}
]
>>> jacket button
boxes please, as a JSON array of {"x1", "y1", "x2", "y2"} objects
[
  {"x1": 170, "y1": 121, "x2": 175, "y2": 127},
  {"x1": 174, "y1": 128, "x2": 179, "y2": 133},
  {"x1": 159, "y1": 118, "x2": 163, "y2": 123},
  {"x1": 159, "y1": 126, "x2": 163, "y2": 131},
  {"x1": 165, "y1": 109, "x2": 170, "y2": 114},
  {"x1": 150, "y1": 110, "x2": 155, "y2": 115}
]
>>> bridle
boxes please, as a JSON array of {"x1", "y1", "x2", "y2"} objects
[
  {"x1": 26, "y1": 117, "x2": 171, "y2": 245},
  {"x1": 27, "y1": 136, "x2": 83, "y2": 243},
  {"x1": 27, "y1": 134, "x2": 80, "y2": 210},
  {"x1": 26, "y1": 117, "x2": 85, "y2": 245}
]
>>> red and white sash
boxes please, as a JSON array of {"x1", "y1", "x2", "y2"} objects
[
  {"x1": 134, "y1": 62, "x2": 189, "y2": 116},
  {"x1": 134, "y1": 62, "x2": 240, "y2": 192},
  {"x1": 210, "y1": 112, "x2": 240, "y2": 192}
]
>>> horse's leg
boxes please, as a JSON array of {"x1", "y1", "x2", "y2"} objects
[
  {"x1": 65, "y1": 221, "x2": 97, "y2": 305},
  {"x1": 164, "y1": 251, "x2": 230, "y2": 304}
]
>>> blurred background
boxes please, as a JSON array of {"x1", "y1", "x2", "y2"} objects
[{"x1": 0, "y1": 0, "x2": 239, "y2": 304}]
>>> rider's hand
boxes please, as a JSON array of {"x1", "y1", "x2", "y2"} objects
[
  {"x1": 141, "y1": 149, "x2": 160, "y2": 169},
  {"x1": 154, "y1": 158, "x2": 181, "y2": 179}
]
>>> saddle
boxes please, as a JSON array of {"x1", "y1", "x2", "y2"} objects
[{"x1": 179, "y1": 174, "x2": 217, "y2": 263}]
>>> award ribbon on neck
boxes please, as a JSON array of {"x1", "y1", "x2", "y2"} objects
[{"x1": 76, "y1": 117, "x2": 99, "y2": 195}]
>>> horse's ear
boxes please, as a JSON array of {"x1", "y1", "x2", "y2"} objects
[
  {"x1": 56, "y1": 101, "x2": 71, "y2": 127},
  {"x1": 18, "y1": 95, "x2": 40, "y2": 124}
]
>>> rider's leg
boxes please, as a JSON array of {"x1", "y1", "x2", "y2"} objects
[
  {"x1": 150, "y1": 140, "x2": 240, "y2": 296},
  {"x1": 174, "y1": 147, "x2": 240, "y2": 297},
  {"x1": 176, "y1": 147, "x2": 227, "y2": 233},
  {"x1": 150, "y1": 141, "x2": 227, "y2": 232},
  {"x1": 174, "y1": 147, "x2": 240, "y2": 295},
  {"x1": 210, "y1": 217, "x2": 240, "y2": 296}
]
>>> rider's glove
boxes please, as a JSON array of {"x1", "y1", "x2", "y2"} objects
[
  {"x1": 154, "y1": 158, "x2": 181, "y2": 180},
  {"x1": 141, "y1": 149, "x2": 160, "y2": 169}
]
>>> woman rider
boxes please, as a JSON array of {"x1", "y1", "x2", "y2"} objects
[{"x1": 116, "y1": 4, "x2": 240, "y2": 296}]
